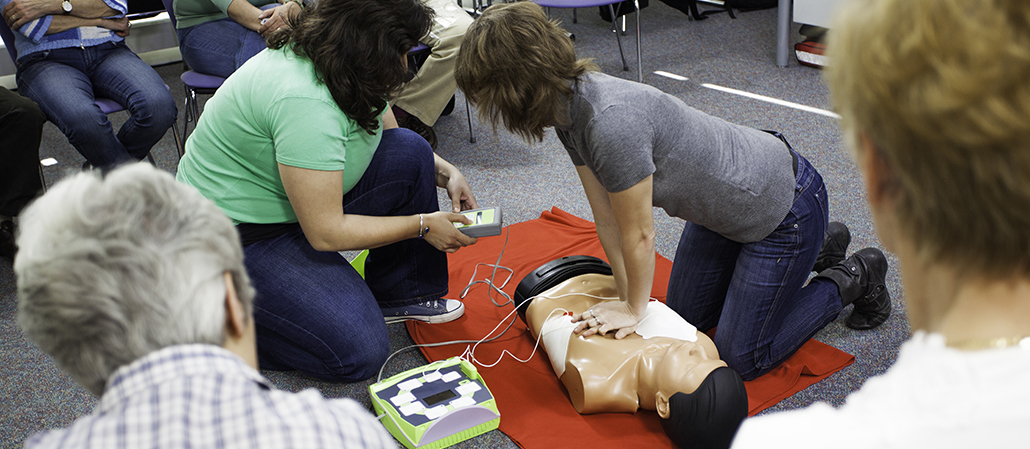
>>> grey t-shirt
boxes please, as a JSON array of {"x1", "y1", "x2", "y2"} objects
[{"x1": 555, "y1": 72, "x2": 795, "y2": 243}]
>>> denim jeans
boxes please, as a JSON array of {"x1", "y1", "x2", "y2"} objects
[
  {"x1": 243, "y1": 128, "x2": 448, "y2": 381},
  {"x1": 665, "y1": 150, "x2": 842, "y2": 380},
  {"x1": 176, "y1": 5, "x2": 275, "y2": 79},
  {"x1": 16, "y1": 41, "x2": 177, "y2": 168}
]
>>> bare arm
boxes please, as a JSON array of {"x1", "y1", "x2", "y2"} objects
[
  {"x1": 225, "y1": 0, "x2": 264, "y2": 32},
  {"x1": 5, "y1": 0, "x2": 119, "y2": 30},
  {"x1": 573, "y1": 166, "x2": 655, "y2": 339},
  {"x1": 278, "y1": 163, "x2": 476, "y2": 253},
  {"x1": 435, "y1": 153, "x2": 478, "y2": 212},
  {"x1": 44, "y1": 14, "x2": 124, "y2": 34}
]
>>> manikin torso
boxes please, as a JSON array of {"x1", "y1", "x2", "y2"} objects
[{"x1": 525, "y1": 273, "x2": 727, "y2": 414}]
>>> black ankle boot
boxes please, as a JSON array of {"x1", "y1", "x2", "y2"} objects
[
  {"x1": 813, "y1": 222, "x2": 850, "y2": 273},
  {"x1": 815, "y1": 247, "x2": 891, "y2": 330}
]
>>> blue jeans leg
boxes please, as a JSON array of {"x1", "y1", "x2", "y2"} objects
[
  {"x1": 245, "y1": 226, "x2": 390, "y2": 381},
  {"x1": 243, "y1": 128, "x2": 446, "y2": 381},
  {"x1": 666, "y1": 154, "x2": 842, "y2": 380},
  {"x1": 343, "y1": 128, "x2": 448, "y2": 307},
  {"x1": 16, "y1": 42, "x2": 177, "y2": 167},
  {"x1": 177, "y1": 7, "x2": 274, "y2": 78}
]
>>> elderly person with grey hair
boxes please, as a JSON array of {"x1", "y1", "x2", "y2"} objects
[{"x1": 14, "y1": 163, "x2": 394, "y2": 448}]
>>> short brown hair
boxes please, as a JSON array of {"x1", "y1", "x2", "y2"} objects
[
  {"x1": 826, "y1": 0, "x2": 1030, "y2": 277},
  {"x1": 455, "y1": 1, "x2": 597, "y2": 142}
]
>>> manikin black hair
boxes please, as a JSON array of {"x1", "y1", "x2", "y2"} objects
[{"x1": 660, "y1": 366, "x2": 749, "y2": 449}]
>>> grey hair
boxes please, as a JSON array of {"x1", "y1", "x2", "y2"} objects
[{"x1": 14, "y1": 163, "x2": 255, "y2": 396}]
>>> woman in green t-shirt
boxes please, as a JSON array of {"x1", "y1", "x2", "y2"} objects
[{"x1": 177, "y1": 0, "x2": 479, "y2": 382}]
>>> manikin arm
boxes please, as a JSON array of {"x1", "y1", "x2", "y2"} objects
[{"x1": 573, "y1": 166, "x2": 655, "y2": 339}]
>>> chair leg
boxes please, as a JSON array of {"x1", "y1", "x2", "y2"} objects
[
  {"x1": 146, "y1": 152, "x2": 157, "y2": 166},
  {"x1": 465, "y1": 94, "x2": 476, "y2": 144},
  {"x1": 634, "y1": 1, "x2": 642, "y2": 82},
  {"x1": 182, "y1": 85, "x2": 198, "y2": 146},
  {"x1": 609, "y1": 4, "x2": 629, "y2": 72},
  {"x1": 38, "y1": 163, "x2": 47, "y2": 193},
  {"x1": 170, "y1": 120, "x2": 184, "y2": 160}
]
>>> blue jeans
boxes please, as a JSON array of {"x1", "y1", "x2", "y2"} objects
[
  {"x1": 243, "y1": 128, "x2": 448, "y2": 381},
  {"x1": 665, "y1": 151, "x2": 842, "y2": 380},
  {"x1": 16, "y1": 41, "x2": 177, "y2": 168},
  {"x1": 176, "y1": 5, "x2": 274, "y2": 78}
]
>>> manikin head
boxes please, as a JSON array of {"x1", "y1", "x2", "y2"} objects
[
  {"x1": 14, "y1": 164, "x2": 257, "y2": 396},
  {"x1": 517, "y1": 257, "x2": 748, "y2": 449}
]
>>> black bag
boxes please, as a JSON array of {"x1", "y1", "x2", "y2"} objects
[{"x1": 598, "y1": 0, "x2": 649, "y2": 22}]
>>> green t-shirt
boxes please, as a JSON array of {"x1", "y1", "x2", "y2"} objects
[
  {"x1": 176, "y1": 47, "x2": 382, "y2": 225},
  {"x1": 172, "y1": 0, "x2": 271, "y2": 29}
]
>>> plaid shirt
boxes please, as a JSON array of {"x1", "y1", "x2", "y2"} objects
[
  {"x1": 25, "y1": 345, "x2": 396, "y2": 449},
  {"x1": 0, "y1": 0, "x2": 126, "y2": 60}
]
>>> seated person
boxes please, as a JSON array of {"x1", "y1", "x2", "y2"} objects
[
  {"x1": 176, "y1": 0, "x2": 479, "y2": 383},
  {"x1": 516, "y1": 256, "x2": 748, "y2": 449},
  {"x1": 172, "y1": 0, "x2": 302, "y2": 78},
  {"x1": 0, "y1": 87, "x2": 46, "y2": 261},
  {"x1": 2, "y1": 0, "x2": 177, "y2": 168},
  {"x1": 14, "y1": 163, "x2": 395, "y2": 448},
  {"x1": 391, "y1": 0, "x2": 474, "y2": 149},
  {"x1": 733, "y1": 0, "x2": 1030, "y2": 446},
  {"x1": 457, "y1": 2, "x2": 890, "y2": 382}
]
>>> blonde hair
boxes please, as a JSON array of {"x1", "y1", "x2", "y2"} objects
[
  {"x1": 826, "y1": 0, "x2": 1030, "y2": 277},
  {"x1": 455, "y1": 1, "x2": 597, "y2": 142}
]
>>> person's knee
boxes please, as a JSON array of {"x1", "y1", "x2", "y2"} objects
[
  {"x1": 59, "y1": 108, "x2": 114, "y2": 146},
  {"x1": 130, "y1": 87, "x2": 178, "y2": 130},
  {"x1": 317, "y1": 331, "x2": 390, "y2": 382},
  {"x1": 382, "y1": 127, "x2": 435, "y2": 176},
  {"x1": 716, "y1": 341, "x2": 763, "y2": 381}
]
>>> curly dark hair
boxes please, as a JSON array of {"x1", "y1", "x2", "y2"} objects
[{"x1": 267, "y1": 0, "x2": 433, "y2": 134}]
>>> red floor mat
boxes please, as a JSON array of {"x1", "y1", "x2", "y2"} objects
[{"x1": 407, "y1": 208, "x2": 854, "y2": 448}]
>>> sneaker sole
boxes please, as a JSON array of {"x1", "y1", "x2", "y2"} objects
[{"x1": 384, "y1": 302, "x2": 465, "y2": 324}]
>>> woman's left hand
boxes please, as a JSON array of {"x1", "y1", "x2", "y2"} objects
[
  {"x1": 573, "y1": 301, "x2": 641, "y2": 339},
  {"x1": 258, "y1": 2, "x2": 299, "y2": 37},
  {"x1": 435, "y1": 155, "x2": 478, "y2": 212}
]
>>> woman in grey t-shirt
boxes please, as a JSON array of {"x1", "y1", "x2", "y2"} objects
[{"x1": 456, "y1": 2, "x2": 891, "y2": 381}]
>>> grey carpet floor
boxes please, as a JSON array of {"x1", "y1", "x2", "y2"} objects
[{"x1": 1, "y1": 3, "x2": 908, "y2": 448}]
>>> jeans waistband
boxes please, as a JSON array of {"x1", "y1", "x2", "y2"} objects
[{"x1": 762, "y1": 130, "x2": 798, "y2": 179}]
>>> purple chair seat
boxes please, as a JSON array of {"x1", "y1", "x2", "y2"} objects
[{"x1": 180, "y1": 70, "x2": 226, "y2": 90}]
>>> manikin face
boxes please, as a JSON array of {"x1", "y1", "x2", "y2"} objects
[{"x1": 653, "y1": 340, "x2": 727, "y2": 418}]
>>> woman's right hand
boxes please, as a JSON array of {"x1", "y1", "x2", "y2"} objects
[{"x1": 421, "y1": 211, "x2": 477, "y2": 253}]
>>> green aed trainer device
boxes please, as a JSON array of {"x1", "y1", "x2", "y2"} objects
[
  {"x1": 369, "y1": 357, "x2": 500, "y2": 449},
  {"x1": 453, "y1": 207, "x2": 503, "y2": 238}
]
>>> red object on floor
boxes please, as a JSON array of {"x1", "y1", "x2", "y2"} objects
[{"x1": 407, "y1": 207, "x2": 855, "y2": 448}]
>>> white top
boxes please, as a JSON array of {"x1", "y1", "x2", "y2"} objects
[
  {"x1": 539, "y1": 301, "x2": 698, "y2": 377},
  {"x1": 732, "y1": 331, "x2": 1030, "y2": 448}
]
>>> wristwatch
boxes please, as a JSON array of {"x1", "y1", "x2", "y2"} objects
[{"x1": 61, "y1": 0, "x2": 72, "y2": 13}]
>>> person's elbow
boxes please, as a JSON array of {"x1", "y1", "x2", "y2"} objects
[{"x1": 299, "y1": 225, "x2": 346, "y2": 252}]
